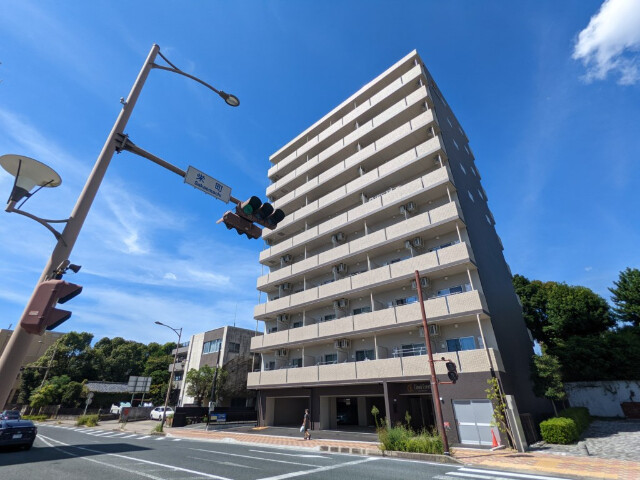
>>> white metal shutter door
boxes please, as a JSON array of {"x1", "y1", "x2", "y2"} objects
[{"x1": 453, "y1": 399, "x2": 494, "y2": 445}]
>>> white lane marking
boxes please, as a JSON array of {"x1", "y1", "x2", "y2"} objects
[
  {"x1": 188, "y1": 447, "x2": 319, "y2": 467},
  {"x1": 255, "y1": 457, "x2": 378, "y2": 480},
  {"x1": 188, "y1": 455, "x2": 261, "y2": 470},
  {"x1": 37, "y1": 435, "x2": 165, "y2": 480},
  {"x1": 105, "y1": 432, "x2": 127, "y2": 437},
  {"x1": 172, "y1": 438, "x2": 182, "y2": 441},
  {"x1": 458, "y1": 468, "x2": 573, "y2": 480},
  {"x1": 38, "y1": 434, "x2": 232, "y2": 480},
  {"x1": 122, "y1": 434, "x2": 139, "y2": 438},
  {"x1": 250, "y1": 449, "x2": 327, "y2": 459},
  {"x1": 154, "y1": 437, "x2": 165, "y2": 440},
  {"x1": 137, "y1": 435, "x2": 151, "y2": 440}
]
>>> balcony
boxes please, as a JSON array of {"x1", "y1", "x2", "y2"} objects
[
  {"x1": 264, "y1": 110, "x2": 440, "y2": 242},
  {"x1": 251, "y1": 288, "x2": 487, "y2": 351},
  {"x1": 257, "y1": 199, "x2": 464, "y2": 290},
  {"x1": 260, "y1": 157, "x2": 453, "y2": 265},
  {"x1": 268, "y1": 65, "x2": 425, "y2": 181},
  {"x1": 246, "y1": 347, "x2": 503, "y2": 388},
  {"x1": 254, "y1": 241, "x2": 475, "y2": 321},
  {"x1": 168, "y1": 362, "x2": 185, "y2": 373}
]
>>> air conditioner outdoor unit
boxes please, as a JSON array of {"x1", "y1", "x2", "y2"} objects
[
  {"x1": 337, "y1": 263, "x2": 347, "y2": 273},
  {"x1": 405, "y1": 240, "x2": 413, "y2": 249},
  {"x1": 411, "y1": 277, "x2": 430, "y2": 289},
  {"x1": 405, "y1": 201, "x2": 417, "y2": 213},
  {"x1": 275, "y1": 348, "x2": 288, "y2": 357},
  {"x1": 276, "y1": 314, "x2": 289, "y2": 323},
  {"x1": 429, "y1": 324, "x2": 440, "y2": 336},
  {"x1": 338, "y1": 298, "x2": 349, "y2": 308},
  {"x1": 281, "y1": 254, "x2": 292, "y2": 264},
  {"x1": 400, "y1": 205, "x2": 407, "y2": 215},
  {"x1": 360, "y1": 193, "x2": 368, "y2": 203},
  {"x1": 412, "y1": 237, "x2": 424, "y2": 248},
  {"x1": 280, "y1": 283, "x2": 291, "y2": 291}
]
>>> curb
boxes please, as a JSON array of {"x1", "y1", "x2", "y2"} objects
[{"x1": 318, "y1": 445, "x2": 462, "y2": 464}]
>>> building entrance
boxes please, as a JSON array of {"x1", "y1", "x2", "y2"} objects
[{"x1": 407, "y1": 395, "x2": 435, "y2": 431}]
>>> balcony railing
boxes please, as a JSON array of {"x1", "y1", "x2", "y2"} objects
[
  {"x1": 268, "y1": 64, "x2": 425, "y2": 179},
  {"x1": 251, "y1": 287, "x2": 487, "y2": 351},
  {"x1": 247, "y1": 348, "x2": 503, "y2": 388},
  {"x1": 254, "y1": 241, "x2": 474, "y2": 320}
]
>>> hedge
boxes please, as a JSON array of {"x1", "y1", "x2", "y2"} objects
[
  {"x1": 540, "y1": 417, "x2": 579, "y2": 444},
  {"x1": 377, "y1": 425, "x2": 444, "y2": 455},
  {"x1": 558, "y1": 407, "x2": 590, "y2": 434}
]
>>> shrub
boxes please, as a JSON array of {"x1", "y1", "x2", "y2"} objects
[
  {"x1": 22, "y1": 415, "x2": 49, "y2": 422},
  {"x1": 377, "y1": 425, "x2": 443, "y2": 454},
  {"x1": 540, "y1": 417, "x2": 578, "y2": 444},
  {"x1": 76, "y1": 414, "x2": 99, "y2": 427},
  {"x1": 558, "y1": 407, "x2": 590, "y2": 434},
  {"x1": 404, "y1": 431, "x2": 444, "y2": 454},
  {"x1": 152, "y1": 423, "x2": 164, "y2": 434}
]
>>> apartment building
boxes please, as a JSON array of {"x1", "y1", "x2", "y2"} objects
[
  {"x1": 248, "y1": 50, "x2": 546, "y2": 446},
  {"x1": 171, "y1": 326, "x2": 259, "y2": 408}
]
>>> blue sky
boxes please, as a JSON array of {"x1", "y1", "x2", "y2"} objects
[{"x1": 1, "y1": 0, "x2": 638, "y2": 345}]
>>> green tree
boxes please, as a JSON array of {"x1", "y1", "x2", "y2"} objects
[
  {"x1": 609, "y1": 267, "x2": 640, "y2": 327},
  {"x1": 513, "y1": 274, "x2": 553, "y2": 345},
  {"x1": 530, "y1": 353, "x2": 565, "y2": 415},
  {"x1": 185, "y1": 365, "x2": 217, "y2": 406}
]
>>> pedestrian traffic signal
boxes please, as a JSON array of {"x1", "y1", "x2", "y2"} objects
[
  {"x1": 220, "y1": 211, "x2": 262, "y2": 239},
  {"x1": 445, "y1": 360, "x2": 459, "y2": 384},
  {"x1": 20, "y1": 279, "x2": 83, "y2": 335},
  {"x1": 239, "y1": 196, "x2": 285, "y2": 229}
]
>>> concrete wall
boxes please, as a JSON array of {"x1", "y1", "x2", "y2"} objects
[{"x1": 566, "y1": 381, "x2": 640, "y2": 418}]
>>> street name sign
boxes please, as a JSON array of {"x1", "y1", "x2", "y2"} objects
[{"x1": 184, "y1": 166, "x2": 231, "y2": 203}]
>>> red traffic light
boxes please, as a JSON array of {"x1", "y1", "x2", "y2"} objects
[{"x1": 20, "y1": 279, "x2": 83, "y2": 335}]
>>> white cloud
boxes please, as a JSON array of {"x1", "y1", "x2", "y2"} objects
[
  {"x1": 573, "y1": 0, "x2": 640, "y2": 85},
  {"x1": 585, "y1": 266, "x2": 593, "y2": 272},
  {"x1": 163, "y1": 272, "x2": 177, "y2": 280}
]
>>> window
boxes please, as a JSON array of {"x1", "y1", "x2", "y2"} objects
[
  {"x1": 436, "y1": 284, "x2": 468, "y2": 297},
  {"x1": 268, "y1": 326, "x2": 278, "y2": 333},
  {"x1": 174, "y1": 374, "x2": 183, "y2": 381},
  {"x1": 395, "y1": 343, "x2": 427, "y2": 357},
  {"x1": 477, "y1": 189, "x2": 484, "y2": 200},
  {"x1": 446, "y1": 336, "x2": 476, "y2": 352},
  {"x1": 468, "y1": 191, "x2": 474, "y2": 202},
  {"x1": 290, "y1": 358, "x2": 302, "y2": 368},
  {"x1": 453, "y1": 139, "x2": 459, "y2": 150},
  {"x1": 356, "y1": 349, "x2": 375, "y2": 361},
  {"x1": 459, "y1": 163, "x2": 466, "y2": 174},
  {"x1": 228, "y1": 342, "x2": 240, "y2": 353},
  {"x1": 323, "y1": 314, "x2": 336, "y2": 322},
  {"x1": 447, "y1": 117, "x2": 453, "y2": 127},
  {"x1": 292, "y1": 321, "x2": 303, "y2": 328},
  {"x1": 266, "y1": 361, "x2": 275, "y2": 370},
  {"x1": 464, "y1": 145, "x2": 470, "y2": 156},
  {"x1": 485, "y1": 214, "x2": 492, "y2": 225},
  {"x1": 394, "y1": 296, "x2": 417, "y2": 306},
  {"x1": 428, "y1": 240, "x2": 459, "y2": 252},
  {"x1": 352, "y1": 306, "x2": 372, "y2": 316},
  {"x1": 470, "y1": 164, "x2": 476, "y2": 175},
  {"x1": 458, "y1": 126, "x2": 464, "y2": 135},
  {"x1": 324, "y1": 353, "x2": 338, "y2": 364},
  {"x1": 202, "y1": 339, "x2": 221, "y2": 354}
]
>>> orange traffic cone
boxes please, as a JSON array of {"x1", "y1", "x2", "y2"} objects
[{"x1": 491, "y1": 429, "x2": 499, "y2": 448}]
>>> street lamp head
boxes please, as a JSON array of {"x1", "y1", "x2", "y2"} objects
[
  {"x1": 0, "y1": 154, "x2": 62, "y2": 203},
  {"x1": 154, "y1": 321, "x2": 163, "y2": 325},
  {"x1": 218, "y1": 91, "x2": 240, "y2": 107}
]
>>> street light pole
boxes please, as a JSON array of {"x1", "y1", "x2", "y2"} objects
[
  {"x1": 39, "y1": 340, "x2": 60, "y2": 388},
  {"x1": 155, "y1": 321, "x2": 182, "y2": 431},
  {"x1": 0, "y1": 44, "x2": 160, "y2": 409},
  {"x1": 0, "y1": 44, "x2": 238, "y2": 409}
]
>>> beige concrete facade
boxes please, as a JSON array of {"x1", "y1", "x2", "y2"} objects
[{"x1": 249, "y1": 51, "x2": 543, "y2": 445}]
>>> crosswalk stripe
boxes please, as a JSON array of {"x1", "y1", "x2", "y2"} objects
[
  {"x1": 172, "y1": 438, "x2": 181, "y2": 441},
  {"x1": 457, "y1": 468, "x2": 571, "y2": 480},
  {"x1": 137, "y1": 436, "x2": 150, "y2": 440},
  {"x1": 154, "y1": 437, "x2": 165, "y2": 440}
]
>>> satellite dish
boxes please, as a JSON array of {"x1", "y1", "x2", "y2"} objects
[{"x1": 0, "y1": 154, "x2": 62, "y2": 203}]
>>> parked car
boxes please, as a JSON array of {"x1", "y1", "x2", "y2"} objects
[
  {"x1": 150, "y1": 406, "x2": 174, "y2": 421},
  {"x1": 109, "y1": 402, "x2": 131, "y2": 415},
  {"x1": 1, "y1": 410, "x2": 21, "y2": 420},
  {"x1": 0, "y1": 418, "x2": 37, "y2": 450}
]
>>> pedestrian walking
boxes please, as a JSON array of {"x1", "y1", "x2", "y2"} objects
[{"x1": 302, "y1": 408, "x2": 311, "y2": 440}]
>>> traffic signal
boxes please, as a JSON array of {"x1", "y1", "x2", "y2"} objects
[
  {"x1": 20, "y1": 279, "x2": 83, "y2": 335},
  {"x1": 445, "y1": 360, "x2": 459, "y2": 384},
  {"x1": 239, "y1": 196, "x2": 285, "y2": 229},
  {"x1": 220, "y1": 211, "x2": 262, "y2": 240}
]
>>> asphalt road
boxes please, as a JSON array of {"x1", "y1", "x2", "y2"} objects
[{"x1": 0, "y1": 424, "x2": 580, "y2": 480}]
